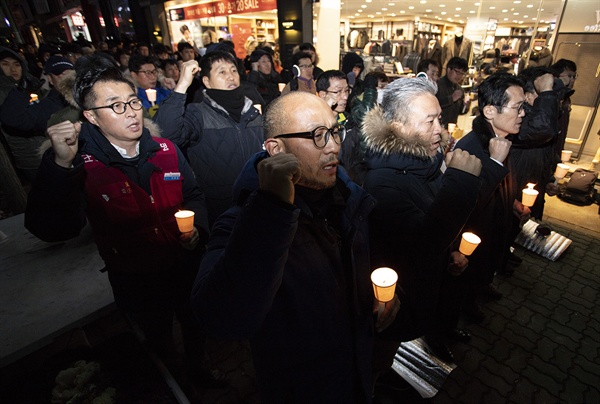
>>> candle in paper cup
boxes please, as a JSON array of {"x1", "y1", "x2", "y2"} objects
[
  {"x1": 371, "y1": 267, "x2": 398, "y2": 303},
  {"x1": 253, "y1": 104, "x2": 262, "y2": 114},
  {"x1": 174, "y1": 210, "x2": 195, "y2": 233},
  {"x1": 560, "y1": 150, "x2": 572, "y2": 163},
  {"x1": 447, "y1": 123, "x2": 456, "y2": 134},
  {"x1": 554, "y1": 163, "x2": 570, "y2": 179},
  {"x1": 278, "y1": 83, "x2": 285, "y2": 92},
  {"x1": 459, "y1": 232, "x2": 481, "y2": 256},
  {"x1": 145, "y1": 88, "x2": 157, "y2": 103},
  {"x1": 522, "y1": 183, "x2": 539, "y2": 207}
]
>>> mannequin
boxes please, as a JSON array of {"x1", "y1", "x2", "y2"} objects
[
  {"x1": 442, "y1": 29, "x2": 473, "y2": 70},
  {"x1": 421, "y1": 38, "x2": 442, "y2": 69}
]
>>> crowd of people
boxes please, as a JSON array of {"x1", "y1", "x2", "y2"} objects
[{"x1": 0, "y1": 36, "x2": 580, "y2": 402}]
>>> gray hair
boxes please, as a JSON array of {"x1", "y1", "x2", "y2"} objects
[{"x1": 381, "y1": 77, "x2": 437, "y2": 124}]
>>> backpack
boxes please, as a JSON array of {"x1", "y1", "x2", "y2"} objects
[{"x1": 558, "y1": 168, "x2": 598, "y2": 206}]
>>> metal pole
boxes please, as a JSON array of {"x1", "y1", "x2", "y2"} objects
[{"x1": 523, "y1": 0, "x2": 544, "y2": 69}]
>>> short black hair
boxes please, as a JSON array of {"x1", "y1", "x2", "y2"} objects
[
  {"x1": 298, "y1": 43, "x2": 316, "y2": 53},
  {"x1": 316, "y1": 70, "x2": 346, "y2": 92},
  {"x1": 550, "y1": 59, "x2": 577, "y2": 76},
  {"x1": 292, "y1": 51, "x2": 312, "y2": 67},
  {"x1": 177, "y1": 42, "x2": 194, "y2": 53},
  {"x1": 446, "y1": 57, "x2": 468, "y2": 72},
  {"x1": 518, "y1": 66, "x2": 553, "y2": 94},
  {"x1": 161, "y1": 59, "x2": 178, "y2": 69},
  {"x1": 478, "y1": 72, "x2": 523, "y2": 114},
  {"x1": 364, "y1": 71, "x2": 389, "y2": 83},
  {"x1": 417, "y1": 58, "x2": 438, "y2": 73},
  {"x1": 74, "y1": 65, "x2": 134, "y2": 110},
  {"x1": 128, "y1": 54, "x2": 157, "y2": 73},
  {"x1": 199, "y1": 51, "x2": 238, "y2": 81}
]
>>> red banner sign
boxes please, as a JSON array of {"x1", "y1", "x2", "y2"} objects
[{"x1": 182, "y1": 0, "x2": 277, "y2": 20}]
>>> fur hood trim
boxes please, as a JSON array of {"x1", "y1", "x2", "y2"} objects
[
  {"x1": 55, "y1": 70, "x2": 78, "y2": 108},
  {"x1": 362, "y1": 105, "x2": 449, "y2": 160}
]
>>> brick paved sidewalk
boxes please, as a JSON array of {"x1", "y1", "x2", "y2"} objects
[{"x1": 427, "y1": 219, "x2": 600, "y2": 403}]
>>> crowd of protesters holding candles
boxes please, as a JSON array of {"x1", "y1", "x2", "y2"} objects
[{"x1": 0, "y1": 36, "x2": 578, "y2": 402}]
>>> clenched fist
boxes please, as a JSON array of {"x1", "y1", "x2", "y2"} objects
[
  {"x1": 258, "y1": 153, "x2": 301, "y2": 205},
  {"x1": 446, "y1": 148, "x2": 482, "y2": 177},
  {"x1": 47, "y1": 120, "x2": 81, "y2": 168},
  {"x1": 489, "y1": 137, "x2": 512, "y2": 163}
]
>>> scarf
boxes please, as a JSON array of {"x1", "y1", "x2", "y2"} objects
[{"x1": 206, "y1": 87, "x2": 245, "y2": 122}]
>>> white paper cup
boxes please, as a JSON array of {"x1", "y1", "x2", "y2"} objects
[
  {"x1": 447, "y1": 123, "x2": 456, "y2": 134},
  {"x1": 522, "y1": 187, "x2": 539, "y2": 207},
  {"x1": 145, "y1": 88, "x2": 157, "y2": 102},
  {"x1": 371, "y1": 267, "x2": 398, "y2": 303},
  {"x1": 561, "y1": 150, "x2": 572, "y2": 163},
  {"x1": 174, "y1": 210, "x2": 195, "y2": 233},
  {"x1": 554, "y1": 163, "x2": 570, "y2": 179},
  {"x1": 459, "y1": 232, "x2": 481, "y2": 256},
  {"x1": 278, "y1": 83, "x2": 285, "y2": 92}
]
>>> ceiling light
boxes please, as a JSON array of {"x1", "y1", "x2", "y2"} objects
[
  {"x1": 426, "y1": 9, "x2": 432, "y2": 12},
  {"x1": 376, "y1": 12, "x2": 381, "y2": 14},
  {"x1": 502, "y1": 9, "x2": 508, "y2": 12},
  {"x1": 456, "y1": 7, "x2": 461, "y2": 10},
  {"x1": 441, "y1": 11, "x2": 446, "y2": 15},
  {"x1": 523, "y1": 15, "x2": 528, "y2": 18},
  {"x1": 409, "y1": 6, "x2": 414, "y2": 9},
  {"x1": 469, "y1": 10, "x2": 475, "y2": 13},
  {"x1": 490, "y1": 6, "x2": 496, "y2": 9},
  {"x1": 514, "y1": 12, "x2": 519, "y2": 15},
  {"x1": 361, "y1": 5, "x2": 366, "y2": 8},
  {"x1": 455, "y1": 14, "x2": 460, "y2": 17},
  {"x1": 382, "y1": 8, "x2": 387, "y2": 11},
  {"x1": 514, "y1": 0, "x2": 521, "y2": 3},
  {"x1": 440, "y1": 4, "x2": 446, "y2": 7},
  {"x1": 527, "y1": 4, "x2": 533, "y2": 7}
]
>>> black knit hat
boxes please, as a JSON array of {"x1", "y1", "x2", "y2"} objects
[{"x1": 249, "y1": 49, "x2": 270, "y2": 64}]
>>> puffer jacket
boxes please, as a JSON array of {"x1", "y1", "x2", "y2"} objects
[
  {"x1": 154, "y1": 91, "x2": 264, "y2": 226},
  {"x1": 362, "y1": 105, "x2": 481, "y2": 341},
  {"x1": 192, "y1": 151, "x2": 376, "y2": 403}
]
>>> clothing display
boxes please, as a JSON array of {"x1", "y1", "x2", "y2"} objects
[{"x1": 442, "y1": 35, "x2": 473, "y2": 70}]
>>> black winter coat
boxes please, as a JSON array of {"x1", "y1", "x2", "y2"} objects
[
  {"x1": 362, "y1": 105, "x2": 481, "y2": 341},
  {"x1": 192, "y1": 151, "x2": 376, "y2": 403},
  {"x1": 154, "y1": 91, "x2": 264, "y2": 226}
]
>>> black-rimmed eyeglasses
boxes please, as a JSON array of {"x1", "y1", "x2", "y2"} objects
[
  {"x1": 87, "y1": 99, "x2": 144, "y2": 114},
  {"x1": 274, "y1": 124, "x2": 346, "y2": 149}
]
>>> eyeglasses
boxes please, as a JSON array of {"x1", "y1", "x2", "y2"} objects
[
  {"x1": 503, "y1": 102, "x2": 526, "y2": 114},
  {"x1": 137, "y1": 69, "x2": 158, "y2": 76},
  {"x1": 451, "y1": 68, "x2": 467, "y2": 76},
  {"x1": 87, "y1": 99, "x2": 144, "y2": 114},
  {"x1": 274, "y1": 124, "x2": 346, "y2": 149},
  {"x1": 326, "y1": 87, "x2": 351, "y2": 96},
  {"x1": 298, "y1": 64, "x2": 314, "y2": 69}
]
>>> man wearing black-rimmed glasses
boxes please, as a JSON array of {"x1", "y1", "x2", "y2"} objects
[
  {"x1": 316, "y1": 69, "x2": 365, "y2": 183},
  {"x1": 192, "y1": 91, "x2": 400, "y2": 402},
  {"x1": 23, "y1": 65, "x2": 229, "y2": 389},
  {"x1": 436, "y1": 56, "x2": 471, "y2": 127}
]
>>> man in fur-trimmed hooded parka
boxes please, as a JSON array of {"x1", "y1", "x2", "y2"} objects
[{"x1": 361, "y1": 77, "x2": 482, "y2": 369}]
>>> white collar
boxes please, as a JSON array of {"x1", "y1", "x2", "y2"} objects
[{"x1": 111, "y1": 141, "x2": 140, "y2": 158}]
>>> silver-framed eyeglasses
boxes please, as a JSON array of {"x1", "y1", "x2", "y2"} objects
[
  {"x1": 87, "y1": 98, "x2": 144, "y2": 114},
  {"x1": 503, "y1": 102, "x2": 526, "y2": 114},
  {"x1": 274, "y1": 124, "x2": 346, "y2": 149}
]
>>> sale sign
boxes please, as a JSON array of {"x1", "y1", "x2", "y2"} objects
[{"x1": 178, "y1": 0, "x2": 277, "y2": 20}]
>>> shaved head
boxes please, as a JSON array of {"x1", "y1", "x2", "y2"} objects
[{"x1": 264, "y1": 92, "x2": 329, "y2": 138}]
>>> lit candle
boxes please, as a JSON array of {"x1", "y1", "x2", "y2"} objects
[
  {"x1": 371, "y1": 267, "x2": 398, "y2": 317},
  {"x1": 459, "y1": 232, "x2": 481, "y2": 256},
  {"x1": 145, "y1": 88, "x2": 157, "y2": 106},
  {"x1": 174, "y1": 210, "x2": 195, "y2": 233},
  {"x1": 447, "y1": 123, "x2": 456, "y2": 134},
  {"x1": 522, "y1": 183, "x2": 539, "y2": 207}
]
